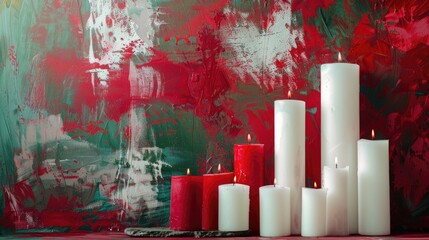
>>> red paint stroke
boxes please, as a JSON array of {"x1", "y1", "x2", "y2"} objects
[
  {"x1": 349, "y1": 14, "x2": 393, "y2": 74},
  {"x1": 62, "y1": 120, "x2": 105, "y2": 136},
  {"x1": 157, "y1": 0, "x2": 230, "y2": 44},
  {"x1": 31, "y1": 49, "x2": 99, "y2": 115},
  {"x1": 29, "y1": 2, "x2": 87, "y2": 50},
  {"x1": 398, "y1": 44, "x2": 429, "y2": 93},
  {"x1": 382, "y1": 0, "x2": 429, "y2": 52},
  {"x1": 304, "y1": 89, "x2": 322, "y2": 186},
  {"x1": 389, "y1": 94, "x2": 429, "y2": 206},
  {"x1": 53, "y1": 0, "x2": 62, "y2": 9},
  {"x1": 245, "y1": 102, "x2": 274, "y2": 184},
  {"x1": 8, "y1": 45, "x2": 18, "y2": 75},
  {"x1": 117, "y1": 0, "x2": 126, "y2": 10},
  {"x1": 292, "y1": 0, "x2": 335, "y2": 19}
]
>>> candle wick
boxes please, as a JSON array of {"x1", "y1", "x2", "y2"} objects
[{"x1": 336, "y1": 163, "x2": 338, "y2": 169}]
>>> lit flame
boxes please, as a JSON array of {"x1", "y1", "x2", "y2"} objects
[
  {"x1": 274, "y1": 178, "x2": 277, "y2": 187},
  {"x1": 371, "y1": 129, "x2": 375, "y2": 140},
  {"x1": 218, "y1": 163, "x2": 221, "y2": 173},
  {"x1": 288, "y1": 90, "x2": 292, "y2": 99},
  {"x1": 338, "y1": 52, "x2": 342, "y2": 62},
  {"x1": 247, "y1": 133, "x2": 251, "y2": 143},
  {"x1": 186, "y1": 168, "x2": 190, "y2": 176},
  {"x1": 233, "y1": 176, "x2": 237, "y2": 185},
  {"x1": 335, "y1": 157, "x2": 338, "y2": 168},
  {"x1": 314, "y1": 181, "x2": 317, "y2": 188}
]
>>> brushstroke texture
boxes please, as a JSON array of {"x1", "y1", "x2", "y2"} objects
[{"x1": 0, "y1": 0, "x2": 428, "y2": 233}]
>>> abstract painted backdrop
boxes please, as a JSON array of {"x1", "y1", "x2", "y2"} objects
[{"x1": 1, "y1": 0, "x2": 428, "y2": 233}]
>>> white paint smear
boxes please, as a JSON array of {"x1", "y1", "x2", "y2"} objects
[{"x1": 221, "y1": 2, "x2": 304, "y2": 90}]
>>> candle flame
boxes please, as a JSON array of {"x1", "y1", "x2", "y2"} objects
[
  {"x1": 288, "y1": 90, "x2": 292, "y2": 99},
  {"x1": 338, "y1": 52, "x2": 342, "y2": 62},
  {"x1": 335, "y1": 157, "x2": 338, "y2": 168},
  {"x1": 274, "y1": 178, "x2": 277, "y2": 187},
  {"x1": 371, "y1": 129, "x2": 375, "y2": 139},
  {"x1": 247, "y1": 133, "x2": 251, "y2": 143},
  {"x1": 218, "y1": 163, "x2": 221, "y2": 173},
  {"x1": 186, "y1": 168, "x2": 190, "y2": 176},
  {"x1": 233, "y1": 176, "x2": 236, "y2": 185},
  {"x1": 314, "y1": 181, "x2": 317, "y2": 188}
]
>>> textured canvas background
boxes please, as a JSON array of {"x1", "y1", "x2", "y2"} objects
[{"x1": 0, "y1": 0, "x2": 428, "y2": 233}]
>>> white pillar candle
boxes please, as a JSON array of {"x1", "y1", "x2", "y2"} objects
[
  {"x1": 218, "y1": 182, "x2": 250, "y2": 231},
  {"x1": 358, "y1": 133, "x2": 390, "y2": 235},
  {"x1": 301, "y1": 183, "x2": 327, "y2": 237},
  {"x1": 259, "y1": 183, "x2": 291, "y2": 237},
  {"x1": 324, "y1": 161, "x2": 349, "y2": 236},
  {"x1": 274, "y1": 96, "x2": 305, "y2": 234},
  {"x1": 321, "y1": 54, "x2": 359, "y2": 233}
]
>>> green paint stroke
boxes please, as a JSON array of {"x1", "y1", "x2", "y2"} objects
[
  {"x1": 312, "y1": 0, "x2": 370, "y2": 50},
  {"x1": 0, "y1": 1, "x2": 41, "y2": 225}
]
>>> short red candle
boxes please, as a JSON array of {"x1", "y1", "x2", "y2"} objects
[
  {"x1": 202, "y1": 168, "x2": 234, "y2": 230},
  {"x1": 234, "y1": 135, "x2": 264, "y2": 233},
  {"x1": 170, "y1": 171, "x2": 203, "y2": 230}
]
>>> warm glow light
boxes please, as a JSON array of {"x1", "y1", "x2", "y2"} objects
[
  {"x1": 314, "y1": 181, "x2": 317, "y2": 188},
  {"x1": 274, "y1": 178, "x2": 277, "y2": 187},
  {"x1": 338, "y1": 52, "x2": 342, "y2": 62},
  {"x1": 186, "y1": 168, "x2": 190, "y2": 176},
  {"x1": 218, "y1": 163, "x2": 221, "y2": 173},
  {"x1": 335, "y1": 156, "x2": 338, "y2": 168},
  {"x1": 247, "y1": 133, "x2": 251, "y2": 143},
  {"x1": 233, "y1": 176, "x2": 237, "y2": 185},
  {"x1": 371, "y1": 129, "x2": 375, "y2": 139},
  {"x1": 288, "y1": 90, "x2": 292, "y2": 99}
]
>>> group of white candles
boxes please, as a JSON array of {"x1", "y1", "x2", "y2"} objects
[{"x1": 217, "y1": 53, "x2": 390, "y2": 237}]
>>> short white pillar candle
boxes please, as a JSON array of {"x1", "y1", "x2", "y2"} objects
[
  {"x1": 301, "y1": 182, "x2": 327, "y2": 237},
  {"x1": 324, "y1": 160, "x2": 349, "y2": 236},
  {"x1": 218, "y1": 180, "x2": 250, "y2": 231},
  {"x1": 259, "y1": 181, "x2": 291, "y2": 237},
  {"x1": 358, "y1": 130, "x2": 390, "y2": 235}
]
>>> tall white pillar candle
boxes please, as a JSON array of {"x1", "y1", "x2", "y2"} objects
[
  {"x1": 218, "y1": 182, "x2": 250, "y2": 231},
  {"x1": 301, "y1": 183, "x2": 327, "y2": 237},
  {"x1": 324, "y1": 163, "x2": 349, "y2": 236},
  {"x1": 259, "y1": 183, "x2": 291, "y2": 237},
  {"x1": 358, "y1": 136, "x2": 390, "y2": 235},
  {"x1": 321, "y1": 56, "x2": 359, "y2": 233},
  {"x1": 274, "y1": 97, "x2": 305, "y2": 234}
]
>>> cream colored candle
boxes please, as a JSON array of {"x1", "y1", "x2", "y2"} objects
[
  {"x1": 301, "y1": 182, "x2": 327, "y2": 237},
  {"x1": 259, "y1": 181, "x2": 291, "y2": 237},
  {"x1": 358, "y1": 131, "x2": 390, "y2": 235},
  {"x1": 274, "y1": 93, "x2": 305, "y2": 234},
  {"x1": 218, "y1": 180, "x2": 250, "y2": 231},
  {"x1": 321, "y1": 53, "x2": 359, "y2": 233},
  {"x1": 324, "y1": 159, "x2": 349, "y2": 236}
]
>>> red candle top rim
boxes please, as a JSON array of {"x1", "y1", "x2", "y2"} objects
[
  {"x1": 234, "y1": 143, "x2": 264, "y2": 147},
  {"x1": 202, "y1": 172, "x2": 234, "y2": 176}
]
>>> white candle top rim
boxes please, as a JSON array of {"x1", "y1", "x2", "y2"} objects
[
  {"x1": 323, "y1": 165, "x2": 350, "y2": 171},
  {"x1": 302, "y1": 187, "x2": 327, "y2": 191},
  {"x1": 260, "y1": 185, "x2": 290, "y2": 190},
  {"x1": 219, "y1": 183, "x2": 249, "y2": 188},
  {"x1": 321, "y1": 62, "x2": 359, "y2": 66},
  {"x1": 274, "y1": 99, "x2": 305, "y2": 104},
  {"x1": 358, "y1": 139, "x2": 389, "y2": 142}
]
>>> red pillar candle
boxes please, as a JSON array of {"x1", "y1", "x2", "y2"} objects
[
  {"x1": 170, "y1": 168, "x2": 203, "y2": 230},
  {"x1": 234, "y1": 134, "x2": 264, "y2": 233},
  {"x1": 202, "y1": 164, "x2": 234, "y2": 230}
]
